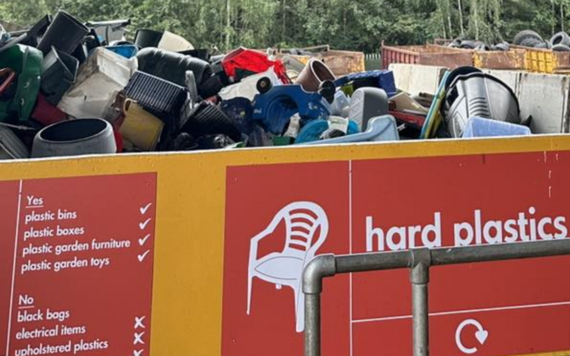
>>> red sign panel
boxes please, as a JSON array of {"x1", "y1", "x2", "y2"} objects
[
  {"x1": 0, "y1": 173, "x2": 157, "y2": 356},
  {"x1": 223, "y1": 151, "x2": 570, "y2": 356}
]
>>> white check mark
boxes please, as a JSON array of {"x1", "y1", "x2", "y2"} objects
[
  {"x1": 138, "y1": 250, "x2": 151, "y2": 262},
  {"x1": 140, "y1": 203, "x2": 153, "y2": 215},
  {"x1": 139, "y1": 218, "x2": 152, "y2": 230},
  {"x1": 139, "y1": 234, "x2": 152, "y2": 246}
]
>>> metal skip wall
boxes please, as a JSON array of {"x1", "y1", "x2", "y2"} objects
[{"x1": 2, "y1": 136, "x2": 570, "y2": 356}]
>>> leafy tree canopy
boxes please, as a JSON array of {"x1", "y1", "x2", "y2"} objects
[{"x1": 1, "y1": 0, "x2": 569, "y2": 52}]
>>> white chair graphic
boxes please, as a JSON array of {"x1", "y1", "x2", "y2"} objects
[{"x1": 247, "y1": 201, "x2": 329, "y2": 333}]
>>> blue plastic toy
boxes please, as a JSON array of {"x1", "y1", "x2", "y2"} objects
[
  {"x1": 221, "y1": 97, "x2": 255, "y2": 134},
  {"x1": 295, "y1": 119, "x2": 360, "y2": 144},
  {"x1": 252, "y1": 84, "x2": 331, "y2": 135},
  {"x1": 304, "y1": 115, "x2": 400, "y2": 145},
  {"x1": 334, "y1": 70, "x2": 397, "y2": 97}
]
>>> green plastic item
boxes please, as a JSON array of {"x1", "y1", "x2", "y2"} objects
[
  {"x1": 273, "y1": 136, "x2": 293, "y2": 146},
  {"x1": 420, "y1": 70, "x2": 450, "y2": 140},
  {"x1": 340, "y1": 84, "x2": 354, "y2": 97},
  {"x1": 0, "y1": 44, "x2": 43, "y2": 122}
]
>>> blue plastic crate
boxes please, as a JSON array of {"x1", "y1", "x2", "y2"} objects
[
  {"x1": 334, "y1": 70, "x2": 397, "y2": 97},
  {"x1": 106, "y1": 45, "x2": 138, "y2": 59},
  {"x1": 463, "y1": 117, "x2": 532, "y2": 138}
]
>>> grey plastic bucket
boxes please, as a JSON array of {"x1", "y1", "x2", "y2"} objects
[
  {"x1": 444, "y1": 72, "x2": 521, "y2": 138},
  {"x1": 32, "y1": 118, "x2": 117, "y2": 158}
]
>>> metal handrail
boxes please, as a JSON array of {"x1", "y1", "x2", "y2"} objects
[{"x1": 302, "y1": 239, "x2": 570, "y2": 356}]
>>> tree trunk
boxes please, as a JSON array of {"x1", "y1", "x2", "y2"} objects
[
  {"x1": 343, "y1": 4, "x2": 347, "y2": 36},
  {"x1": 457, "y1": 0, "x2": 464, "y2": 37},
  {"x1": 473, "y1": 0, "x2": 479, "y2": 40},
  {"x1": 448, "y1": 14, "x2": 453, "y2": 39},
  {"x1": 550, "y1": 0, "x2": 556, "y2": 33},
  {"x1": 282, "y1": 0, "x2": 286, "y2": 43},
  {"x1": 225, "y1": 0, "x2": 231, "y2": 50},
  {"x1": 442, "y1": 8, "x2": 447, "y2": 39},
  {"x1": 561, "y1": 1, "x2": 565, "y2": 32}
]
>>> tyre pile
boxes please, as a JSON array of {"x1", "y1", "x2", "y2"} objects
[
  {"x1": 448, "y1": 39, "x2": 510, "y2": 51},
  {"x1": 448, "y1": 30, "x2": 570, "y2": 52},
  {"x1": 512, "y1": 30, "x2": 570, "y2": 52}
]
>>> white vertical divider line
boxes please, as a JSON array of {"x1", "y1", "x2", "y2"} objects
[
  {"x1": 6, "y1": 180, "x2": 23, "y2": 356},
  {"x1": 348, "y1": 160, "x2": 354, "y2": 356}
]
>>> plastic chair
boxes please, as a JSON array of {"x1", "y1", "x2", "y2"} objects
[{"x1": 247, "y1": 202, "x2": 329, "y2": 332}]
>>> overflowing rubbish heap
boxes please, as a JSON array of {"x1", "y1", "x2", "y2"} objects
[{"x1": 0, "y1": 11, "x2": 533, "y2": 159}]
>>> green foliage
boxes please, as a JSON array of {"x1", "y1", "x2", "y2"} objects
[{"x1": 1, "y1": 0, "x2": 570, "y2": 51}]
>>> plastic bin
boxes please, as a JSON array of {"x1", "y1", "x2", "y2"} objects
[{"x1": 463, "y1": 117, "x2": 532, "y2": 138}]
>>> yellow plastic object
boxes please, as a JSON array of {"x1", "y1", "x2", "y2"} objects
[
  {"x1": 420, "y1": 70, "x2": 450, "y2": 139},
  {"x1": 290, "y1": 55, "x2": 311, "y2": 66},
  {"x1": 120, "y1": 99, "x2": 164, "y2": 151}
]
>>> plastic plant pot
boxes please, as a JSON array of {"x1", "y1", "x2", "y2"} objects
[
  {"x1": 32, "y1": 118, "x2": 117, "y2": 158},
  {"x1": 296, "y1": 58, "x2": 336, "y2": 92},
  {"x1": 41, "y1": 46, "x2": 79, "y2": 106},
  {"x1": 37, "y1": 11, "x2": 89, "y2": 55},
  {"x1": 136, "y1": 47, "x2": 212, "y2": 87},
  {"x1": 134, "y1": 29, "x2": 163, "y2": 48}
]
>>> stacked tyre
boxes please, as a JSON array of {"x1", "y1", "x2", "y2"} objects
[
  {"x1": 513, "y1": 30, "x2": 570, "y2": 51},
  {"x1": 448, "y1": 39, "x2": 510, "y2": 51}
]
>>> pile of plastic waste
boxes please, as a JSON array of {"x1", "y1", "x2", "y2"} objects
[
  {"x1": 0, "y1": 11, "x2": 405, "y2": 159},
  {"x1": 0, "y1": 11, "x2": 534, "y2": 160}
]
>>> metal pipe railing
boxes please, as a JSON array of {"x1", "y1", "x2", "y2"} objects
[{"x1": 303, "y1": 239, "x2": 570, "y2": 356}]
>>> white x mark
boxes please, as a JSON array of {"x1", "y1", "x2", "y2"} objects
[
  {"x1": 135, "y1": 316, "x2": 146, "y2": 329},
  {"x1": 133, "y1": 350, "x2": 144, "y2": 356},
  {"x1": 134, "y1": 332, "x2": 145, "y2": 345}
]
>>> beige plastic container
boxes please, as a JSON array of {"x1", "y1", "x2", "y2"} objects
[{"x1": 58, "y1": 48, "x2": 138, "y2": 119}]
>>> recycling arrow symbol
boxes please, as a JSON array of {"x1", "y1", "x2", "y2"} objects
[{"x1": 455, "y1": 319, "x2": 489, "y2": 354}]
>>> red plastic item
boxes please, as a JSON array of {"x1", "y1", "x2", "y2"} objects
[
  {"x1": 222, "y1": 47, "x2": 290, "y2": 84},
  {"x1": 389, "y1": 110, "x2": 426, "y2": 128},
  {"x1": 0, "y1": 68, "x2": 16, "y2": 95},
  {"x1": 30, "y1": 93, "x2": 68, "y2": 126},
  {"x1": 112, "y1": 123, "x2": 124, "y2": 153}
]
